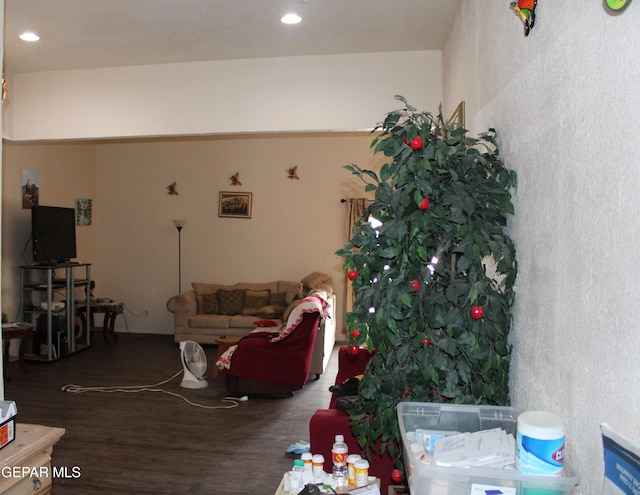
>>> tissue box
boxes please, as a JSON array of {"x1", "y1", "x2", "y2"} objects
[{"x1": 0, "y1": 401, "x2": 17, "y2": 450}]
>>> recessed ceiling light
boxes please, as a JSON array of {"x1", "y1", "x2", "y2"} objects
[
  {"x1": 19, "y1": 32, "x2": 40, "y2": 42},
  {"x1": 281, "y1": 13, "x2": 302, "y2": 25}
]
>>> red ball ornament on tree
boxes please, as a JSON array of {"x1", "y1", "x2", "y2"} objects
[
  {"x1": 411, "y1": 280, "x2": 420, "y2": 292},
  {"x1": 391, "y1": 469, "x2": 403, "y2": 483},
  {"x1": 402, "y1": 136, "x2": 408, "y2": 144},
  {"x1": 470, "y1": 306, "x2": 485, "y2": 319},
  {"x1": 409, "y1": 137, "x2": 423, "y2": 150},
  {"x1": 351, "y1": 329, "x2": 361, "y2": 340},
  {"x1": 419, "y1": 197, "x2": 430, "y2": 210},
  {"x1": 422, "y1": 337, "x2": 432, "y2": 347},
  {"x1": 347, "y1": 269, "x2": 358, "y2": 281},
  {"x1": 349, "y1": 345, "x2": 361, "y2": 356}
]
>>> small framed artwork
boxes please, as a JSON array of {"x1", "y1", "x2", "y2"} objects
[
  {"x1": 76, "y1": 198, "x2": 92, "y2": 226},
  {"x1": 21, "y1": 169, "x2": 40, "y2": 209},
  {"x1": 219, "y1": 191, "x2": 252, "y2": 219}
]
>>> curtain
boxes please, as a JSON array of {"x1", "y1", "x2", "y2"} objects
[{"x1": 343, "y1": 198, "x2": 368, "y2": 333}]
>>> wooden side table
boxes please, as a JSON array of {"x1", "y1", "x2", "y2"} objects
[
  {"x1": 2, "y1": 323, "x2": 34, "y2": 377},
  {"x1": 76, "y1": 300, "x2": 124, "y2": 343},
  {"x1": 211, "y1": 336, "x2": 242, "y2": 378}
]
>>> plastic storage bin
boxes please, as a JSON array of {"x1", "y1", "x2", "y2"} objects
[{"x1": 398, "y1": 402, "x2": 580, "y2": 495}]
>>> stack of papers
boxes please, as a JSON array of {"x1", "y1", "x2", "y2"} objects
[{"x1": 432, "y1": 428, "x2": 515, "y2": 469}]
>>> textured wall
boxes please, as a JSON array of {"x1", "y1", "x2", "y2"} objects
[{"x1": 444, "y1": 3, "x2": 640, "y2": 494}]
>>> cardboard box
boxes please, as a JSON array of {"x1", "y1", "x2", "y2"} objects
[{"x1": 0, "y1": 401, "x2": 17, "y2": 450}]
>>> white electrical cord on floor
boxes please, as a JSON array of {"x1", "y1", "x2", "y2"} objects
[{"x1": 61, "y1": 370, "x2": 243, "y2": 409}]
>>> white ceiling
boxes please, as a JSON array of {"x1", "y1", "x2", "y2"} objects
[{"x1": 3, "y1": 0, "x2": 460, "y2": 74}]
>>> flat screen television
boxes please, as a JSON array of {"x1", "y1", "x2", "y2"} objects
[{"x1": 31, "y1": 205, "x2": 77, "y2": 264}]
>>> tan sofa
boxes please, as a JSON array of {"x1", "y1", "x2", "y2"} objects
[{"x1": 166, "y1": 273, "x2": 336, "y2": 375}]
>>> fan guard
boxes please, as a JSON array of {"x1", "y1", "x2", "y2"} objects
[{"x1": 179, "y1": 341, "x2": 209, "y2": 389}]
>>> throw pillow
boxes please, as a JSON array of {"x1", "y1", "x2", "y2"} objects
[
  {"x1": 217, "y1": 289, "x2": 246, "y2": 315},
  {"x1": 256, "y1": 304, "x2": 287, "y2": 319},
  {"x1": 244, "y1": 289, "x2": 270, "y2": 310},
  {"x1": 269, "y1": 291, "x2": 288, "y2": 306},
  {"x1": 201, "y1": 293, "x2": 219, "y2": 314}
]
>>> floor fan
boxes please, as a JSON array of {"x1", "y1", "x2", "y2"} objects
[{"x1": 179, "y1": 341, "x2": 209, "y2": 389}]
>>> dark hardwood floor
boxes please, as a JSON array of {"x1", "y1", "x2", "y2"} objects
[{"x1": 4, "y1": 332, "x2": 339, "y2": 494}]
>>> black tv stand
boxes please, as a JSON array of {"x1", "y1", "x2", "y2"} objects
[{"x1": 20, "y1": 263, "x2": 92, "y2": 362}]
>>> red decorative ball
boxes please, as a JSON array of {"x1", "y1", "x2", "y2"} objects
[
  {"x1": 470, "y1": 306, "x2": 485, "y2": 319},
  {"x1": 419, "y1": 197, "x2": 430, "y2": 210},
  {"x1": 401, "y1": 387, "x2": 410, "y2": 398},
  {"x1": 391, "y1": 469, "x2": 403, "y2": 483},
  {"x1": 409, "y1": 137, "x2": 423, "y2": 150},
  {"x1": 422, "y1": 337, "x2": 432, "y2": 347},
  {"x1": 349, "y1": 345, "x2": 361, "y2": 356},
  {"x1": 351, "y1": 329, "x2": 361, "y2": 339},
  {"x1": 402, "y1": 136, "x2": 408, "y2": 144},
  {"x1": 347, "y1": 269, "x2": 358, "y2": 281},
  {"x1": 411, "y1": 280, "x2": 420, "y2": 292}
]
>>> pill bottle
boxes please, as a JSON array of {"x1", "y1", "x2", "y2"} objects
[
  {"x1": 354, "y1": 459, "x2": 370, "y2": 487},
  {"x1": 301, "y1": 452, "x2": 313, "y2": 473},
  {"x1": 346, "y1": 454, "x2": 361, "y2": 485},
  {"x1": 312, "y1": 454, "x2": 325, "y2": 482}
]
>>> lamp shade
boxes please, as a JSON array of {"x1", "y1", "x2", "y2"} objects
[{"x1": 172, "y1": 219, "x2": 187, "y2": 229}]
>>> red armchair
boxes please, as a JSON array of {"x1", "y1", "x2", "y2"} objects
[
  {"x1": 309, "y1": 345, "x2": 395, "y2": 493},
  {"x1": 219, "y1": 296, "x2": 326, "y2": 397}
]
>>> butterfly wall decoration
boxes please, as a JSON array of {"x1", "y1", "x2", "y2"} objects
[
  {"x1": 166, "y1": 182, "x2": 178, "y2": 195},
  {"x1": 287, "y1": 166, "x2": 300, "y2": 180}
]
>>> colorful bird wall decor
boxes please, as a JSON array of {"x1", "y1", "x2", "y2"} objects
[
  {"x1": 287, "y1": 166, "x2": 300, "y2": 180},
  {"x1": 604, "y1": 0, "x2": 632, "y2": 13},
  {"x1": 229, "y1": 172, "x2": 242, "y2": 186},
  {"x1": 510, "y1": 0, "x2": 537, "y2": 36},
  {"x1": 166, "y1": 182, "x2": 178, "y2": 195}
]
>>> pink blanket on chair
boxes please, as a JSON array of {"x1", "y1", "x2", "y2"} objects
[{"x1": 216, "y1": 295, "x2": 328, "y2": 370}]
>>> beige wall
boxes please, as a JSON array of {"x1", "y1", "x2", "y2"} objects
[
  {"x1": 1, "y1": 133, "x2": 383, "y2": 340},
  {"x1": 1, "y1": 142, "x2": 97, "y2": 321}
]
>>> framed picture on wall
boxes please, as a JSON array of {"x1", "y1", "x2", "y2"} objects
[
  {"x1": 219, "y1": 191, "x2": 252, "y2": 219},
  {"x1": 76, "y1": 198, "x2": 92, "y2": 226},
  {"x1": 21, "y1": 169, "x2": 40, "y2": 209}
]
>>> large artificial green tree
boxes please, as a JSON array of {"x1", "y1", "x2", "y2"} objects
[{"x1": 337, "y1": 96, "x2": 518, "y2": 471}]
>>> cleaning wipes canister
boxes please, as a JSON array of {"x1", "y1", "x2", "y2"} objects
[{"x1": 516, "y1": 411, "x2": 565, "y2": 477}]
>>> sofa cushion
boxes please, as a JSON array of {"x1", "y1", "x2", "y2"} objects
[
  {"x1": 201, "y1": 293, "x2": 219, "y2": 314},
  {"x1": 242, "y1": 289, "x2": 270, "y2": 316},
  {"x1": 217, "y1": 289, "x2": 246, "y2": 315},
  {"x1": 188, "y1": 314, "x2": 230, "y2": 329},
  {"x1": 229, "y1": 314, "x2": 271, "y2": 328},
  {"x1": 278, "y1": 281, "x2": 303, "y2": 304},
  {"x1": 192, "y1": 282, "x2": 238, "y2": 313},
  {"x1": 236, "y1": 282, "x2": 279, "y2": 293},
  {"x1": 256, "y1": 304, "x2": 287, "y2": 319},
  {"x1": 282, "y1": 299, "x2": 302, "y2": 324},
  {"x1": 269, "y1": 291, "x2": 288, "y2": 306},
  {"x1": 301, "y1": 272, "x2": 332, "y2": 289}
]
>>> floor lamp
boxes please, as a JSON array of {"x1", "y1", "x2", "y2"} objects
[{"x1": 172, "y1": 219, "x2": 187, "y2": 293}]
